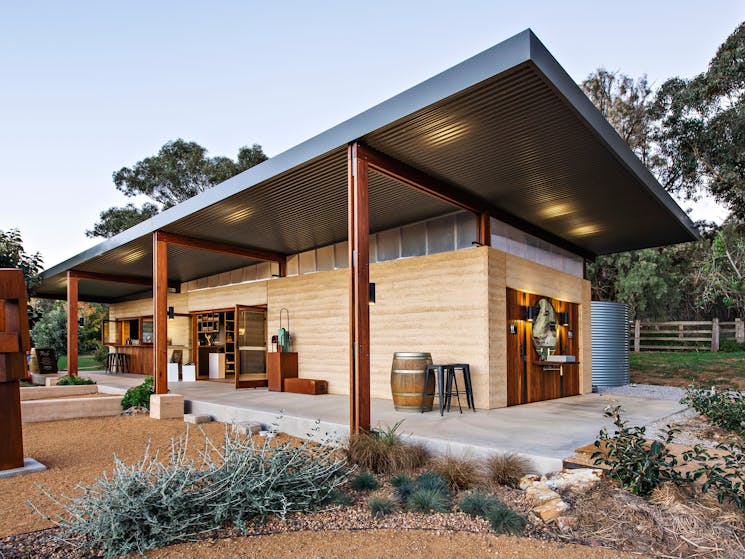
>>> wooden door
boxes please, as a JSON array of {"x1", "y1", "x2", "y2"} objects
[{"x1": 235, "y1": 305, "x2": 268, "y2": 389}]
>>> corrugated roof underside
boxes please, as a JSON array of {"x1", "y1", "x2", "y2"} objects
[{"x1": 363, "y1": 64, "x2": 691, "y2": 254}]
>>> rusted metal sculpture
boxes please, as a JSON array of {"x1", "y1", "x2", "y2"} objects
[{"x1": 0, "y1": 269, "x2": 30, "y2": 471}]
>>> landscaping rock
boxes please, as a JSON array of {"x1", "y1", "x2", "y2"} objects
[
  {"x1": 556, "y1": 515, "x2": 577, "y2": 532},
  {"x1": 184, "y1": 414, "x2": 212, "y2": 424},
  {"x1": 232, "y1": 421, "x2": 262, "y2": 435},
  {"x1": 544, "y1": 468, "x2": 603, "y2": 493},
  {"x1": 532, "y1": 498, "x2": 569, "y2": 522},
  {"x1": 523, "y1": 480, "x2": 562, "y2": 505}
]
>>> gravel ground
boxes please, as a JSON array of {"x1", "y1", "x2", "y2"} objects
[
  {"x1": 0, "y1": 416, "x2": 643, "y2": 559},
  {"x1": 596, "y1": 383, "x2": 686, "y2": 401}
]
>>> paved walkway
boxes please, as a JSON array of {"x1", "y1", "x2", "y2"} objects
[{"x1": 85, "y1": 372, "x2": 686, "y2": 473}]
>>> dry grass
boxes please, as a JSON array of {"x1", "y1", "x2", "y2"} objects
[
  {"x1": 567, "y1": 480, "x2": 745, "y2": 559},
  {"x1": 430, "y1": 454, "x2": 484, "y2": 490},
  {"x1": 485, "y1": 453, "x2": 534, "y2": 487},
  {"x1": 346, "y1": 431, "x2": 429, "y2": 474}
]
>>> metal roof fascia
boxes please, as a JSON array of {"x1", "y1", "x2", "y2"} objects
[
  {"x1": 41, "y1": 30, "x2": 536, "y2": 280},
  {"x1": 526, "y1": 32, "x2": 700, "y2": 242}
]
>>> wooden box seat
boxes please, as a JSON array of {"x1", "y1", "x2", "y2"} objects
[{"x1": 284, "y1": 378, "x2": 328, "y2": 395}]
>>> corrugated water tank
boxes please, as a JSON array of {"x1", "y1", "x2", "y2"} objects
[{"x1": 591, "y1": 301, "x2": 630, "y2": 387}]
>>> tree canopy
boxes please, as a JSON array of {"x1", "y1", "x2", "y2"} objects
[
  {"x1": 87, "y1": 139, "x2": 268, "y2": 238},
  {"x1": 0, "y1": 228, "x2": 43, "y2": 292},
  {"x1": 652, "y1": 22, "x2": 744, "y2": 218}
]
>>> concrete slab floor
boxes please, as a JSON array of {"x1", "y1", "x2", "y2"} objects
[{"x1": 87, "y1": 373, "x2": 686, "y2": 474}]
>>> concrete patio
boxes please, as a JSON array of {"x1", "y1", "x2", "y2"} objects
[{"x1": 84, "y1": 371, "x2": 686, "y2": 473}]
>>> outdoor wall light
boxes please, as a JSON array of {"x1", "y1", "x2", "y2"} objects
[
  {"x1": 559, "y1": 311, "x2": 569, "y2": 327},
  {"x1": 369, "y1": 283, "x2": 376, "y2": 305},
  {"x1": 78, "y1": 317, "x2": 84, "y2": 326},
  {"x1": 167, "y1": 306, "x2": 175, "y2": 320},
  {"x1": 522, "y1": 305, "x2": 535, "y2": 322}
]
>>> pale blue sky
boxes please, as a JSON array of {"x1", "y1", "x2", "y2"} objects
[{"x1": 1, "y1": 1, "x2": 742, "y2": 267}]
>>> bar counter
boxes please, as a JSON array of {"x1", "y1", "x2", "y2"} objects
[{"x1": 112, "y1": 344, "x2": 152, "y2": 374}]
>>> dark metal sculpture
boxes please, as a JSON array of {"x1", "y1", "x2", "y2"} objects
[{"x1": 0, "y1": 269, "x2": 31, "y2": 471}]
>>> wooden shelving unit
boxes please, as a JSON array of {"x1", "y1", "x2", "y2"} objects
[{"x1": 195, "y1": 310, "x2": 236, "y2": 378}]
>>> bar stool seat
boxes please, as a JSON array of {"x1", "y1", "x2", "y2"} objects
[
  {"x1": 107, "y1": 352, "x2": 129, "y2": 375},
  {"x1": 423, "y1": 363, "x2": 476, "y2": 416}
]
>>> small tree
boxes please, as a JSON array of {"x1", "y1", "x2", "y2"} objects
[{"x1": 694, "y1": 219, "x2": 745, "y2": 315}]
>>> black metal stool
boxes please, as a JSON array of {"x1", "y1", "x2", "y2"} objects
[
  {"x1": 108, "y1": 353, "x2": 129, "y2": 374},
  {"x1": 443, "y1": 364, "x2": 476, "y2": 413}
]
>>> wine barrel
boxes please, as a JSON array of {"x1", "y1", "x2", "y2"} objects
[{"x1": 391, "y1": 352, "x2": 434, "y2": 412}]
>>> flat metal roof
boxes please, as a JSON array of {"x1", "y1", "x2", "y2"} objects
[{"x1": 36, "y1": 29, "x2": 697, "y2": 302}]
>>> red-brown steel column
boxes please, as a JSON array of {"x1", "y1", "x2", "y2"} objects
[
  {"x1": 153, "y1": 233, "x2": 168, "y2": 395},
  {"x1": 348, "y1": 143, "x2": 370, "y2": 433},
  {"x1": 66, "y1": 271, "x2": 78, "y2": 377},
  {"x1": 478, "y1": 211, "x2": 491, "y2": 246}
]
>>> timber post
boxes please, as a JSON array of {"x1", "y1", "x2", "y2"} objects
[
  {"x1": 66, "y1": 271, "x2": 78, "y2": 377},
  {"x1": 633, "y1": 320, "x2": 641, "y2": 353},
  {"x1": 711, "y1": 318, "x2": 720, "y2": 352},
  {"x1": 736, "y1": 318, "x2": 744, "y2": 344}
]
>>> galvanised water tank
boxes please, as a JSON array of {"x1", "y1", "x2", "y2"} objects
[{"x1": 591, "y1": 301, "x2": 630, "y2": 387}]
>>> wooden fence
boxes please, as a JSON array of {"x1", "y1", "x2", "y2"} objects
[{"x1": 630, "y1": 318, "x2": 744, "y2": 352}]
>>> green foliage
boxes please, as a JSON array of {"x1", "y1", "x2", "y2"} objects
[
  {"x1": 85, "y1": 203, "x2": 159, "y2": 239},
  {"x1": 346, "y1": 420, "x2": 429, "y2": 474},
  {"x1": 484, "y1": 506, "x2": 526, "y2": 535},
  {"x1": 56, "y1": 375, "x2": 95, "y2": 386},
  {"x1": 93, "y1": 341, "x2": 110, "y2": 364},
  {"x1": 121, "y1": 376, "x2": 154, "y2": 410},
  {"x1": 88, "y1": 140, "x2": 268, "y2": 238},
  {"x1": 415, "y1": 471, "x2": 449, "y2": 496},
  {"x1": 367, "y1": 496, "x2": 398, "y2": 518},
  {"x1": 350, "y1": 471, "x2": 380, "y2": 492},
  {"x1": 31, "y1": 424, "x2": 348, "y2": 558},
  {"x1": 391, "y1": 473, "x2": 416, "y2": 503},
  {"x1": 325, "y1": 489, "x2": 354, "y2": 507},
  {"x1": 30, "y1": 302, "x2": 68, "y2": 357},
  {"x1": 458, "y1": 491, "x2": 504, "y2": 518},
  {"x1": 683, "y1": 442, "x2": 745, "y2": 509},
  {"x1": 682, "y1": 387, "x2": 745, "y2": 436},
  {"x1": 406, "y1": 488, "x2": 449, "y2": 513},
  {"x1": 0, "y1": 228, "x2": 43, "y2": 292},
  {"x1": 485, "y1": 452, "x2": 533, "y2": 488},
  {"x1": 592, "y1": 405, "x2": 683, "y2": 496},
  {"x1": 695, "y1": 219, "x2": 745, "y2": 316},
  {"x1": 652, "y1": 22, "x2": 745, "y2": 219}
]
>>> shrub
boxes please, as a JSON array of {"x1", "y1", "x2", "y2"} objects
[
  {"x1": 325, "y1": 489, "x2": 355, "y2": 506},
  {"x1": 485, "y1": 452, "x2": 533, "y2": 487},
  {"x1": 415, "y1": 471, "x2": 449, "y2": 496},
  {"x1": 56, "y1": 375, "x2": 95, "y2": 386},
  {"x1": 458, "y1": 491, "x2": 504, "y2": 518},
  {"x1": 485, "y1": 506, "x2": 526, "y2": 535},
  {"x1": 684, "y1": 441, "x2": 745, "y2": 509},
  {"x1": 350, "y1": 471, "x2": 380, "y2": 492},
  {"x1": 431, "y1": 454, "x2": 483, "y2": 490},
  {"x1": 367, "y1": 496, "x2": 398, "y2": 518},
  {"x1": 406, "y1": 488, "x2": 449, "y2": 513},
  {"x1": 592, "y1": 405, "x2": 683, "y2": 496},
  {"x1": 93, "y1": 342, "x2": 110, "y2": 365},
  {"x1": 31, "y1": 424, "x2": 349, "y2": 559},
  {"x1": 682, "y1": 387, "x2": 745, "y2": 437},
  {"x1": 346, "y1": 420, "x2": 429, "y2": 474},
  {"x1": 121, "y1": 376, "x2": 154, "y2": 410},
  {"x1": 391, "y1": 474, "x2": 416, "y2": 503}
]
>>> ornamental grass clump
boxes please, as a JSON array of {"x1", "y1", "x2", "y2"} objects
[
  {"x1": 485, "y1": 452, "x2": 533, "y2": 488},
  {"x1": 407, "y1": 488, "x2": 449, "y2": 513},
  {"x1": 346, "y1": 420, "x2": 429, "y2": 474},
  {"x1": 485, "y1": 506, "x2": 526, "y2": 535},
  {"x1": 30, "y1": 423, "x2": 349, "y2": 559},
  {"x1": 350, "y1": 471, "x2": 380, "y2": 492},
  {"x1": 430, "y1": 453, "x2": 483, "y2": 490},
  {"x1": 367, "y1": 496, "x2": 398, "y2": 518},
  {"x1": 458, "y1": 491, "x2": 504, "y2": 518}
]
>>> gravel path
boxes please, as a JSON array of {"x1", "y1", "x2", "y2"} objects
[{"x1": 597, "y1": 383, "x2": 686, "y2": 401}]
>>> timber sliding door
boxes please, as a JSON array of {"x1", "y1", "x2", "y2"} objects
[{"x1": 235, "y1": 305, "x2": 268, "y2": 389}]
